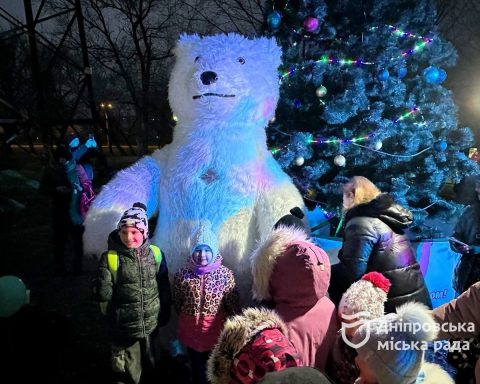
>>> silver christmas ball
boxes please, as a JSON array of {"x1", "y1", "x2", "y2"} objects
[
  {"x1": 334, "y1": 154, "x2": 346, "y2": 167},
  {"x1": 295, "y1": 156, "x2": 305, "y2": 166},
  {"x1": 315, "y1": 85, "x2": 327, "y2": 98},
  {"x1": 374, "y1": 140, "x2": 383, "y2": 150}
]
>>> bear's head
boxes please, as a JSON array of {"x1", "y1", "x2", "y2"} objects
[{"x1": 168, "y1": 33, "x2": 281, "y2": 131}]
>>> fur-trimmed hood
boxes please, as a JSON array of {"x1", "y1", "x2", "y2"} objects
[
  {"x1": 207, "y1": 307, "x2": 290, "y2": 384},
  {"x1": 250, "y1": 226, "x2": 330, "y2": 306},
  {"x1": 345, "y1": 193, "x2": 413, "y2": 233},
  {"x1": 251, "y1": 226, "x2": 308, "y2": 301}
]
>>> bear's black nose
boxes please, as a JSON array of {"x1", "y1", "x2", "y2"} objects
[{"x1": 200, "y1": 71, "x2": 218, "y2": 85}]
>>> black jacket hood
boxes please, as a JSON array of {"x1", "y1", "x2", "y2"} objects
[{"x1": 345, "y1": 193, "x2": 413, "y2": 233}]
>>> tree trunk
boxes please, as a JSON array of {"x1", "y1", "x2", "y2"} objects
[{"x1": 135, "y1": 108, "x2": 148, "y2": 156}]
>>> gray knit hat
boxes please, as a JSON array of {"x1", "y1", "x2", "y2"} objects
[
  {"x1": 191, "y1": 220, "x2": 219, "y2": 257},
  {"x1": 352, "y1": 302, "x2": 437, "y2": 384}
]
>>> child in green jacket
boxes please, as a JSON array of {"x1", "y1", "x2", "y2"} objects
[{"x1": 92, "y1": 202, "x2": 171, "y2": 384}]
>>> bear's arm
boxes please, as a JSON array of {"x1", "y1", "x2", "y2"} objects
[{"x1": 83, "y1": 155, "x2": 161, "y2": 257}]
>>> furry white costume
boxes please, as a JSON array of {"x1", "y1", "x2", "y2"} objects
[{"x1": 83, "y1": 33, "x2": 304, "y2": 297}]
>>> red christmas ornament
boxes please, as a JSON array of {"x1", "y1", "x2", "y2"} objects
[{"x1": 361, "y1": 271, "x2": 391, "y2": 293}]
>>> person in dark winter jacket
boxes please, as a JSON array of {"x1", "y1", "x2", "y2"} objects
[
  {"x1": 328, "y1": 176, "x2": 431, "y2": 313},
  {"x1": 92, "y1": 202, "x2": 172, "y2": 384},
  {"x1": 449, "y1": 177, "x2": 480, "y2": 296},
  {"x1": 207, "y1": 307, "x2": 301, "y2": 384}
]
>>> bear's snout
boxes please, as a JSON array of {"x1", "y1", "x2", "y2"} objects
[{"x1": 200, "y1": 71, "x2": 218, "y2": 85}]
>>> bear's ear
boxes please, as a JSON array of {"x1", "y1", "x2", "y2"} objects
[
  {"x1": 254, "y1": 37, "x2": 282, "y2": 69},
  {"x1": 174, "y1": 33, "x2": 202, "y2": 59}
]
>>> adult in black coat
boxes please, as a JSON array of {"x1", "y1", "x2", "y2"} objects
[{"x1": 328, "y1": 176, "x2": 431, "y2": 313}]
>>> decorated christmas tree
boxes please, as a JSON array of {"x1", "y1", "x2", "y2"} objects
[{"x1": 265, "y1": 0, "x2": 479, "y2": 235}]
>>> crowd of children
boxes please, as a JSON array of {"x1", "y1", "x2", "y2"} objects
[{"x1": 91, "y1": 175, "x2": 476, "y2": 384}]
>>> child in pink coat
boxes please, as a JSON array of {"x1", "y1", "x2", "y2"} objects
[
  {"x1": 173, "y1": 221, "x2": 240, "y2": 384},
  {"x1": 250, "y1": 208, "x2": 337, "y2": 370}
]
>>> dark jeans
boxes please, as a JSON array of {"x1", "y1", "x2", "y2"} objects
[
  {"x1": 187, "y1": 348, "x2": 210, "y2": 384},
  {"x1": 52, "y1": 211, "x2": 84, "y2": 274}
]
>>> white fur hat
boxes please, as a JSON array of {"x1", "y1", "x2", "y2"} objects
[{"x1": 339, "y1": 272, "x2": 391, "y2": 320}]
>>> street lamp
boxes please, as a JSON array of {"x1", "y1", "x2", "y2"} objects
[{"x1": 100, "y1": 101, "x2": 113, "y2": 153}]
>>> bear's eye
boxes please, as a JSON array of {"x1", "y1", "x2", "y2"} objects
[
  {"x1": 194, "y1": 56, "x2": 200, "y2": 63},
  {"x1": 237, "y1": 57, "x2": 245, "y2": 65}
]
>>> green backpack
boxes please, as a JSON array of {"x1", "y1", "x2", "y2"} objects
[{"x1": 99, "y1": 244, "x2": 162, "y2": 314}]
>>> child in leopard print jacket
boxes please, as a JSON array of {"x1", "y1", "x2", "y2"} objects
[{"x1": 173, "y1": 220, "x2": 240, "y2": 384}]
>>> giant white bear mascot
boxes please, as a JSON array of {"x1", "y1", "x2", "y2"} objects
[{"x1": 84, "y1": 33, "x2": 305, "y2": 297}]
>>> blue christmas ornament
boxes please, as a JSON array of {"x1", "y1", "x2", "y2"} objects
[
  {"x1": 267, "y1": 11, "x2": 282, "y2": 30},
  {"x1": 397, "y1": 67, "x2": 407, "y2": 79},
  {"x1": 377, "y1": 69, "x2": 390, "y2": 81},
  {"x1": 423, "y1": 66, "x2": 440, "y2": 84},
  {"x1": 437, "y1": 69, "x2": 447, "y2": 84},
  {"x1": 435, "y1": 140, "x2": 448, "y2": 151},
  {"x1": 293, "y1": 99, "x2": 302, "y2": 108}
]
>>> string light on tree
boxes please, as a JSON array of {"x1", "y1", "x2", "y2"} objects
[
  {"x1": 278, "y1": 25, "x2": 432, "y2": 84},
  {"x1": 279, "y1": 55, "x2": 375, "y2": 83},
  {"x1": 310, "y1": 133, "x2": 372, "y2": 145},
  {"x1": 401, "y1": 38, "x2": 433, "y2": 58},
  {"x1": 394, "y1": 106, "x2": 421, "y2": 123},
  {"x1": 270, "y1": 107, "x2": 425, "y2": 157},
  {"x1": 369, "y1": 24, "x2": 434, "y2": 42}
]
